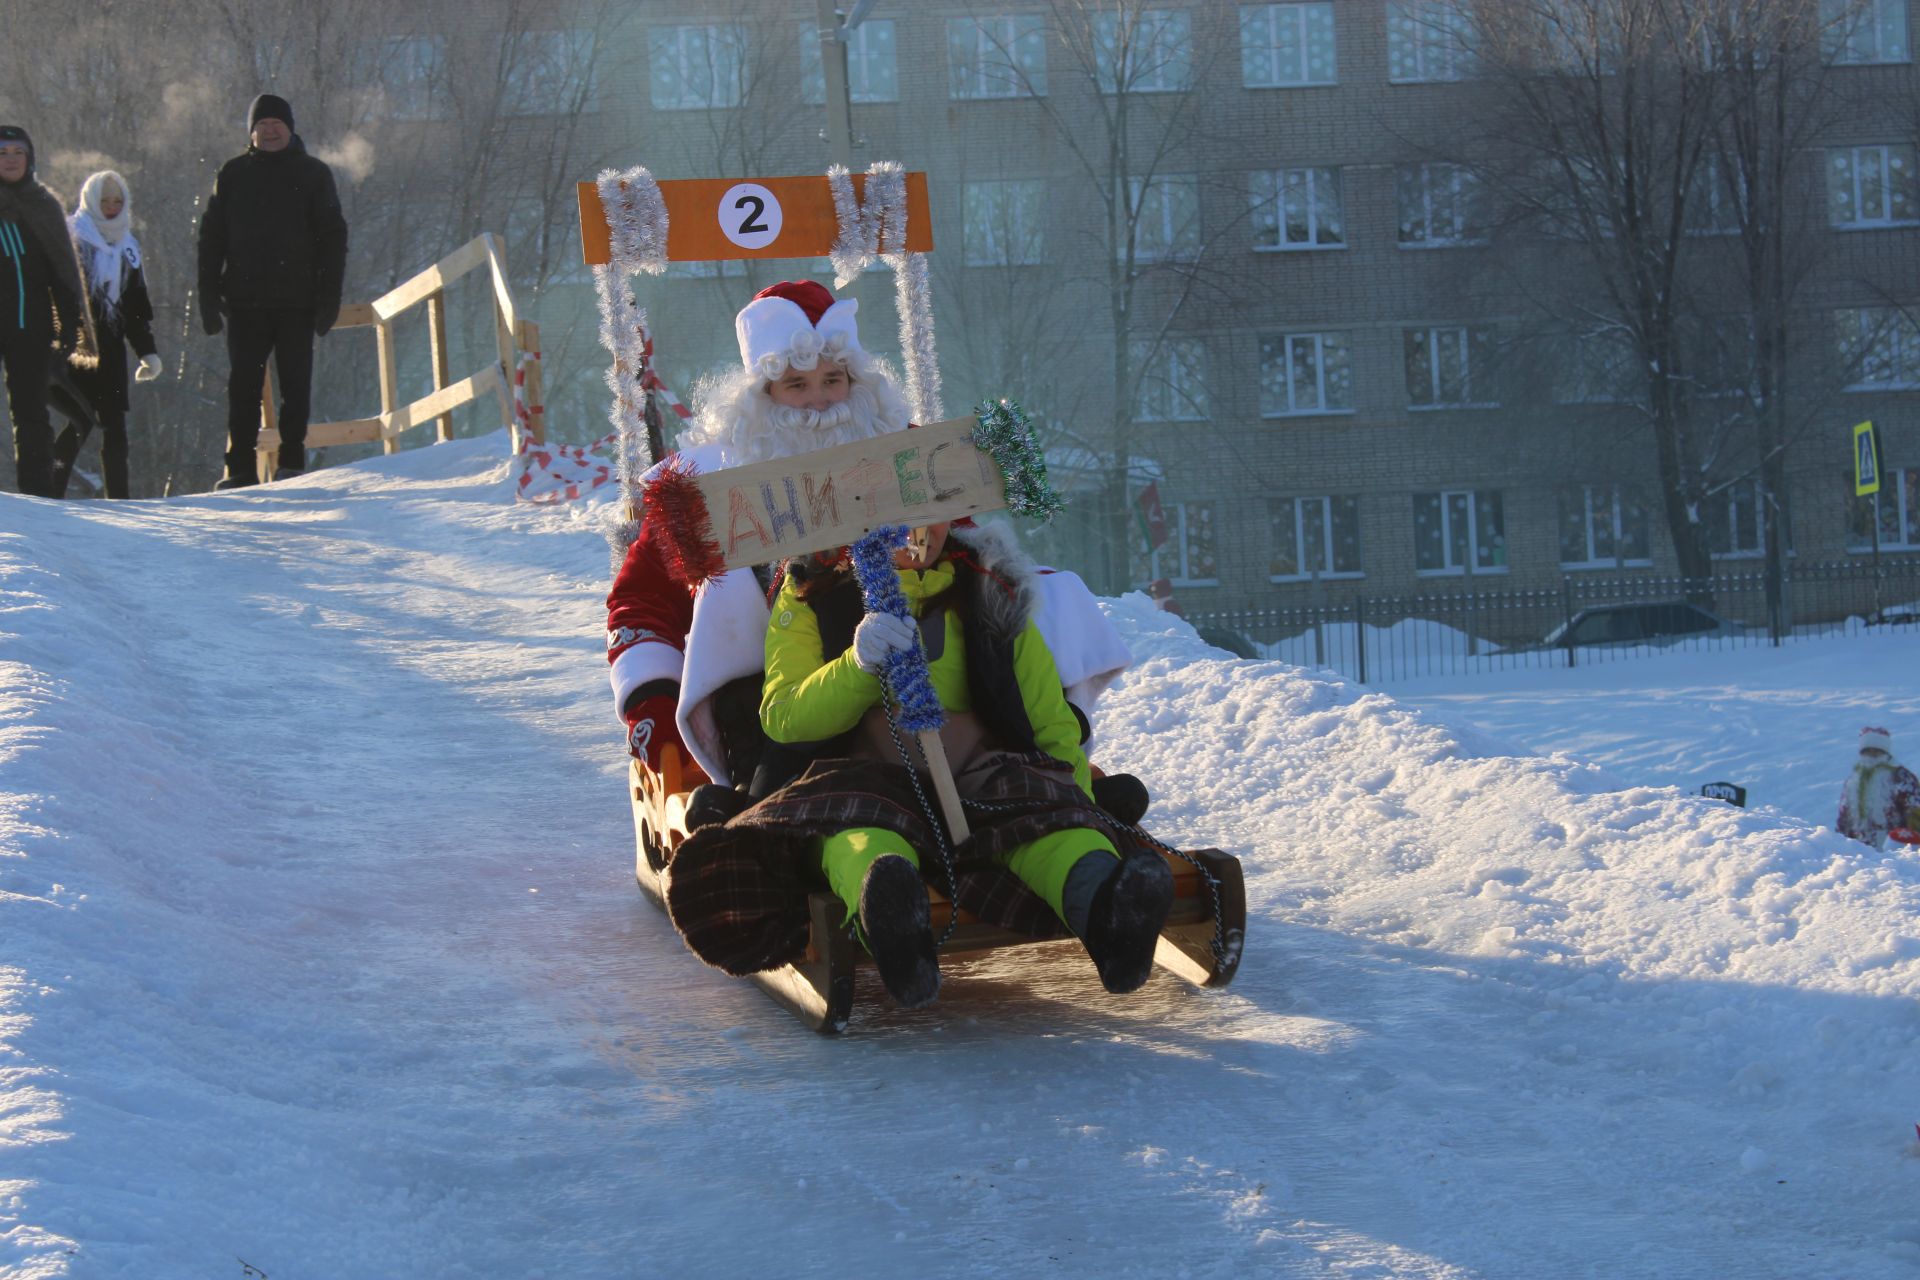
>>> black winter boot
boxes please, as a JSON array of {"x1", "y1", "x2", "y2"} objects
[
  {"x1": 858, "y1": 854, "x2": 940, "y2": 1009},
  {"x1": 684, "y1": 783, "x2": 752, "y2": 831},
  {"x1": 1075, "y1": 851, "x2": 1174, "y2": 994},
  {"x1": 1091, "y1": 772, "x2": 1151, "y2": 826}
]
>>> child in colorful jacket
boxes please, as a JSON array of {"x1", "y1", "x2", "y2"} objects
[{"x1": 1838, "y1": 726, "x2": 1920, "y2": 852}]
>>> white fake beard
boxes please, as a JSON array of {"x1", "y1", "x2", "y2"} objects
[{"x1": 683, "y1": 367, "x2": 908, "y2": 467}]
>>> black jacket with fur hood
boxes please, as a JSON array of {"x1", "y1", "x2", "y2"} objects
[{"x1": 0, "y1": 174, "x2": 93, "y2": 361}]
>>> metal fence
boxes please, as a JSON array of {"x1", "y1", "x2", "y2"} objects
[{"x1": 1182, "y1": 558, "x2": 1920, "y2": 684}]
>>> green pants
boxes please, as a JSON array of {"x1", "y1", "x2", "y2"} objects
[{"x1": 819, "y1": 826, "x2": 1118, "y2": 932}]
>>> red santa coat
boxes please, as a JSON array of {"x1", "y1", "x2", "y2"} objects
[{"x1": 1837, "y1": 756, "x2": 1920, "y2": 851}]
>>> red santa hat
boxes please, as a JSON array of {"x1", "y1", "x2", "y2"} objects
[
  {"x1": 1861, "y1": 725, "x2": 1894, "y2": 754},
  {"x1": 735, "y1": 280, "x2": 861, "y2": 380}
]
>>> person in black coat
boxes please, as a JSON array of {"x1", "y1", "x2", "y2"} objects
[
  {"x1": 196, "y1": 94, "x2": 349, "y2": 489},
  {"x1": 0, "y1": 124, "x2": 96, "y2": 498},
  {"x1": 51, "y1": 170, "x2": 161, "y2": 499}
]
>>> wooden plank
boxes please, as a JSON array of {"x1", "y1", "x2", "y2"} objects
[
  {"x1": 374, "y1": 319, "x2": 400, "y2": 456},
  {"x1": 385, "y1": 367, "x2": 503, "y2": 437},
  {"x1": 481, "y1": 232, "x2": 521, "y2": 337},
  {"x1": 306, "y1": 418, "x2": 385, "y2": 447},
  {"x1": 370, "y1": 236, "x2": 490, "y2": 321},
  {"x1": 520, "y1": 320, "x2": 545, "y2": 446},
  {"x1": 578, "y1": 171, "x2": 933, "y2": 266},
  {"x1": 426, "y1": 290, "x2": 453, "y2": 443},
  {"x1": 692, "y1": 417, "x2": 1005, "y2": 572},
  {"x1": 335, "y1": 302, "x2": 377, "y2": 329}
]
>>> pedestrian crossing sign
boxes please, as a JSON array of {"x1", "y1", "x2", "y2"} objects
[{"x1": 1854, "y1": 421, "x2": 1881, "y2": 497}]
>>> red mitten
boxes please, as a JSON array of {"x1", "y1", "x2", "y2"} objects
[{"x1": 624, "y1": 693, "x2": 684, "y2": 770}]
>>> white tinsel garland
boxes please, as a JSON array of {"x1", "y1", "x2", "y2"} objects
[
  {"x1": 827, "y1": 161, "x2": 942, "y2": 424},
  {"x1": 591, "y1": 166, "x2": 671, "y2": 570}
]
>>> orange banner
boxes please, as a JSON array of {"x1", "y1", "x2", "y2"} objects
[{"x1": 578, "y1": 173, "x2": 933, "y2": 266}]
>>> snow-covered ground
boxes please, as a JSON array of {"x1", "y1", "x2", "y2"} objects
[{"x1": 4, "y1": 434, "x2": 1919, "y2": 1279}]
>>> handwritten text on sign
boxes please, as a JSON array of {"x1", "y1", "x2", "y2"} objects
[{"x1": 696, "y1": 418, "x2": 1007, "y2": 571}]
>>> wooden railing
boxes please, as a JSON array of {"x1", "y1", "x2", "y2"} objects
[{"x1": 258, "y1": 232, "x2": 544, "y2": 472}]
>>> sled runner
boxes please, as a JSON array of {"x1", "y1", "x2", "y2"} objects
[{"x1": 629, "y1": 744, "x2": 1245, "y2": 1033}]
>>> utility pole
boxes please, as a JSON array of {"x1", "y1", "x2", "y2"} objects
[{"x1": 815, "y1": 0, "x2": 857, "y2": 170}]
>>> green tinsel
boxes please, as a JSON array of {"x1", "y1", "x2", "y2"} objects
[{"x1": 970, "y1": 398, "x2": 1065, "y2": 523}]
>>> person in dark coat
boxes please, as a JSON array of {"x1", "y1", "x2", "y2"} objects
[
  {"x1": 51, "y1": 171, "x2": 161, "y2": 499},
  {"x1": 0, "y1": 124, "x2": 97, "y2": 498},
  {"x1": 196, "y1": 94, "x2": 348, "y2": 489}
]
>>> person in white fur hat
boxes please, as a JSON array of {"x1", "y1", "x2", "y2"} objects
[
  {"x1": 603, "y1": 279, "x2": 1134, "y2": 812},
  {"x1": 1837, "y1": 726, "x2": 1920, "y2": 851},
  {"x1": 51, "y1": 171, "x2": 161, "y2": 499}
]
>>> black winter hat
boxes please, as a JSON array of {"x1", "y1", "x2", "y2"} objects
[
  {"x1": 247, "y1": 94, "x2": 294, "y2": 133},
  {"x1": 0, "y1": 125, "x2": 34, "y2": 178}
]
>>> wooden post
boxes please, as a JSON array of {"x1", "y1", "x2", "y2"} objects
[
  {"x1": 915, "y1": 729, "x2": 970, "y2": 842},
  {"x1": 485, "y1": 233, "x2": 520, "y2": 449},
  {"x1": 375, "y1": 318, "x2": 399, "y2": 455},
  {"x1": 426, "y1": 290, "x2": 454, "y2": 443},
  {"x1": 516, "y1": 319, "x2": 544, "y2": 446}
]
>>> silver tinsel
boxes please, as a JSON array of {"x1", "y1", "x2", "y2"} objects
[
  {"x1": 826, "y1": 161, "x2": 942, "y2": 425},
  {"x1": 591, "y1": 167, "x2": 671, "y2": 574}
]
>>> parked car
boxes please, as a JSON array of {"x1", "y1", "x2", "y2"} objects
[
  {"x1": 1196, "y1": 626, "x2": 1258, "y2": 659},
  {"x1": 1536, "y1": 600, "x2": 1747, "y2": 651}
]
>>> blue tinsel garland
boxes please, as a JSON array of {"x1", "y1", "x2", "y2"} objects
[{"x1": 849, "y1": 527, "x2": 944, "y2": 734}]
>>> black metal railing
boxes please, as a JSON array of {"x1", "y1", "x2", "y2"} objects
[{"x1": 1182, "y1": 558, "x2": 1920, "y2": 684}]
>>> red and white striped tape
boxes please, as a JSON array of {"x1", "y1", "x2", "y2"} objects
[{"x1": 514, "y1": 351, "x2": 693, "y2": 505}]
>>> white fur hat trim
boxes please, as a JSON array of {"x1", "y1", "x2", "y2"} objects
[
  {"x1": 735, "y1": 296, "x2": 861, "y2": 379},
  {"x1": 1861, "y1": 725, "x2": 1895, "y2": 754}
]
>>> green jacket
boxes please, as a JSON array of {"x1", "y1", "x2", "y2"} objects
[{"x1": 761, "y1": 554, "x2": 1093, "y2": 797}]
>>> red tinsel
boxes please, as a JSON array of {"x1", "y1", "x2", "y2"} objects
[{"x1": 641, "y1": 456, "x2": 727, "y2": 587}]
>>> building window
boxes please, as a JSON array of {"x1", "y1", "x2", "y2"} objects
[
  {"x1": 1250, "y1": 167, "x2": 1344, "y2": 250},
  {"x1": 948, "y1": 15, "x2": 1047, "y2": 99},
  {"x1": 1706, "y1": 477, "x2": 1791, "y2": 558},
  {"x1": 1397, "y1": 163, "x2": 1486, "y2": 246},
  {"x1": 1133, "y1": 337, "x2": 1209, "y2": 421},
  {"x1": 1270, "y1": 495, "x2": 1363, "y2": 579},
  {"x1": 502, "y1": 29, "x2": 597, "y2": 116},
  {"x1": 963, "y1": 179, "x2": 1047, "y2": 265},
  {"x1": 1387, "y1": 1, "x2": 1476, "y2": 82},
  {"x1": 1685, "y1": 154, "x2": 1746, "y2": 235},
  {"x1": 1848, "y1": 466, "x2": 1920, "y2": 550},
  {"x1": 1555, "y1": 332, "x2": 1638, "y2": 404},
  {"x1": 1126, "y1": 174, "x2": 1201, "y2": 262},
  {"x1": 1240, "y1": 4, "x2": 1337, "y2": 87},
  {"x1": 1559, "y1": 485, "x2": 1652, "y2": 567},
  {"x1": 1823, "y1": 0, "x2": 1911, "y2": 63},
  {"x1": 800, "y1": 20, "x2": 899, "y2": 104},
  {"x1": 1829, "y1": 144, "x2": 1919, "y2": 228},
  {"x1": 1137, "y1": 501, "x2": 1219, "y2": 584},
  {"x1": 1414, "y1": 489, "x2": 1507, "y2": 574},
  {"x1": 1095, "y1": 8, "x2": 1193, "y2": 92},
  {"x1": 649, "y1": 24, "x2": 746, "y2": 109},
  {"x1": 1837, "y1": 307, "x2": 1920, "y2": 389},
  {"x1": 378, "y1": 35, "x2": 448, "y2": 122},
  {"x1": 1260, "y1": 332, "x2": 1353, "y2": 416},
  {"x1": 1405, "y1": 327, "x2": 1496, "y2": 408}
]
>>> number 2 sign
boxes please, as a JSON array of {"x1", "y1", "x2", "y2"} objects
[{"x1": 577, "y1": 172, "x2": 933, "y2": 265}]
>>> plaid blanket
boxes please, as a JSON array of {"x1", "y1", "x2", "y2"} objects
[{"x1": 664, "y1": 751, "x2": 1163, "y2": 976}]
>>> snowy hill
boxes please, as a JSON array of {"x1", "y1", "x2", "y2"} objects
[{"x1": 4, "y1": 435, "x2": 1919, "y2": 1279}]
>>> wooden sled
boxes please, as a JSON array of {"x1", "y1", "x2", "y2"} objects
[{"x1": 629, "y1": 745, "x2": 1246, "y2": 1034}]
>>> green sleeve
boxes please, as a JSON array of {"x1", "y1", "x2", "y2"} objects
[
  {"x1": 1014, "y1": 621, "x2": 1093, "y2": 797},
  {"x1": 760, "y1": 579, "x2": 885, "y2": 744}
]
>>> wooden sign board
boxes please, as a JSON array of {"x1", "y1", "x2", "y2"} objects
[
  {"x1": 696, "y1": 417, "x2": 1004, "y2": 571},
  {"x1": 579, "y1": 173, "x2": 933, "y2": 266}
]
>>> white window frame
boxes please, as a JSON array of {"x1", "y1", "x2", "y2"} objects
[
  {"x1": 1125, "y1": 173, "x2": 1201, "y2": 263},
  {"x1": 1706, "y1": 477, "x2": 1790, "y2": 560},
  {"x1": 1387, "y1": 1, "x2": 1477, "y2": 83},
  {"x1": 1250, "y1": 167, "x2": 1345, "y2": 251},
  {"x1": 502, "y1": 29, "x2": 597, "y2": 117},
  {"x1": 1094, "y1": 8, "x2": 1193, "y2": 92},
  {"x1": 1397, "y1": 163, "x2": 1487, "y2": 247},
  {"x1": 1270, "y1": 494, "x2": 1364, "y2": 581},
  {"x1": 1133, "y1": 337, "x2": 1210, "y2": 422},
  {"x1": 1850, "y1": 465, "x2": 1920, "y2": 550},
  {"x1": 1558, "y1": 484, "x2": 1653, "y2": 569},
  {"x1": 1406, "y1": 326, "x2": 1497, "y2": 409},
  {"x1": 1838, "y1": 307, "x2": 1920, "y2": 389},
  {"x1": 1260, "y1": 331, "x2": 1354, "y2": 417},
  {"x1": 1823, "y1": 0, "x2": 1912, "y2": 64},
  {"x1": 800, "y1": 19, "x2": 899, "y2": 104},
  {"x1": 948, "y1": 15, "x2": 1048, "y2": 99},
  {"x1": 1240, "y1": 3, "x2": 1338, "y2": 88},
  {"x1": 1144, "y1": 501, "x2": 1220, "y2": 585},
  {"x1": 649, "y1": 24, "x2": 747, "y2": 110},
  {"x1": 963, "y1": 179, "x2": 1047, "y2": 266},
  {"x1": 1829, "y1": 144, "x2": 1920, "y2": 228},
  {"x1": 1414, "y1": 489, "x2": 1508, "y2": 576}
]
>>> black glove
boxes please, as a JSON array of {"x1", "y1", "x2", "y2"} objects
[
  {"x1": 314, "y1": 299, "x2": 339, "y2": 337},
  {"x1": 201, "y1": 296, "x2": 224, "y2": 336}
]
